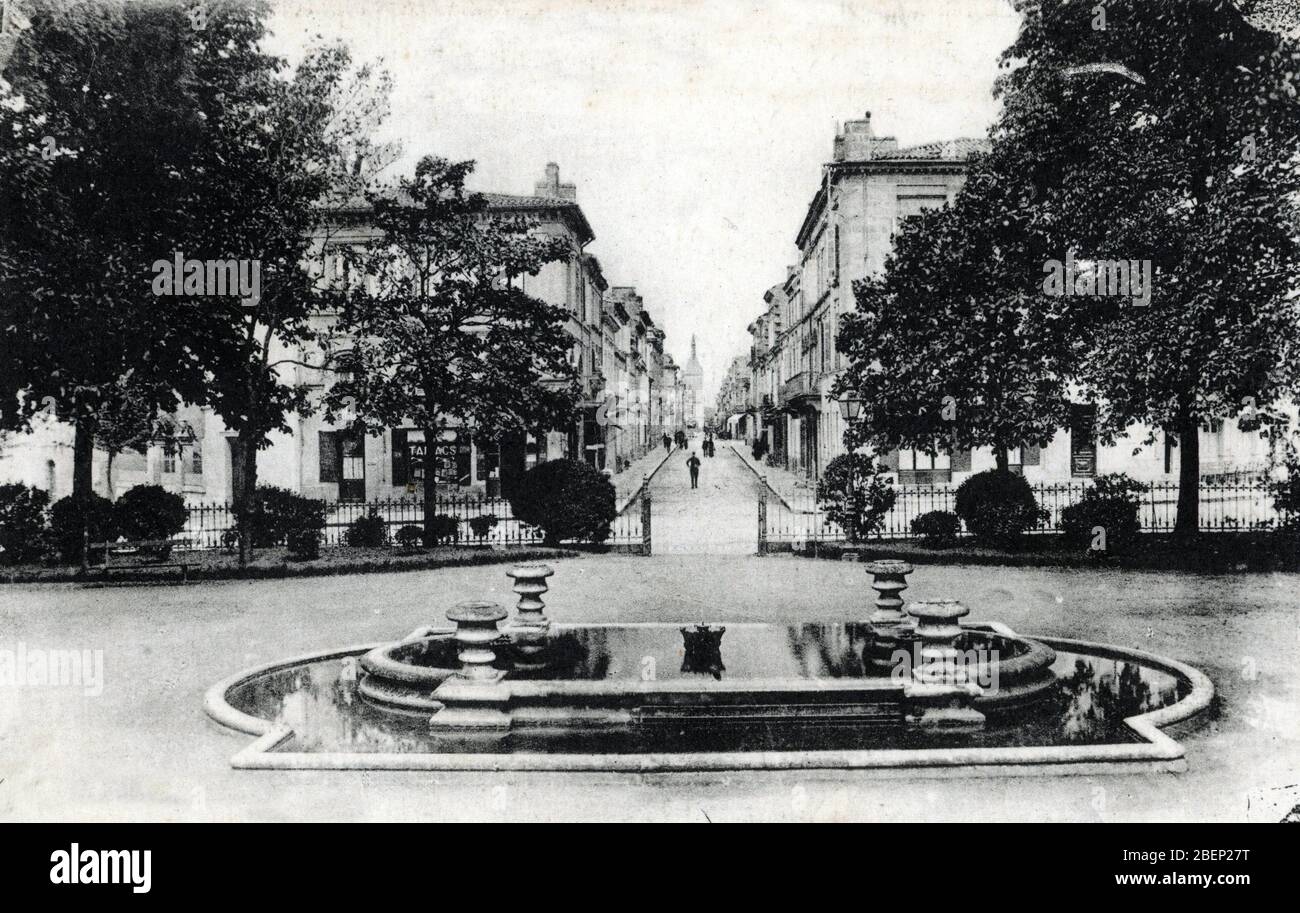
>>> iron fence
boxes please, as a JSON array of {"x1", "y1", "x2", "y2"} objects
[
  {"x1": 180, "y1": 492, "x2": 646, "y2": 552},
  {"x1": 762, "y1": 479, "x2": 1281, "y2": 546}
]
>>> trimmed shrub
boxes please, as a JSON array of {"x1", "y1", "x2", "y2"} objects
[
  {"x1": 240, "y1": 486, "x2": 325, "y2": 549},
  {"x1": 468, "y1": 514, "x2": 499, "y2": 542},
  {"x1": 953, "y1": 469, "x2": 1047, "y2": 549},
  {"x1": 910, "y1": 510, "x2": 961, "y2": 548},
  {"x1": 815, "y1": 453, "x2": 896, "y2": 542},
  {"x1": 0, "y1": 484, "x2": 51, "y2": 564},
  {"x1": 510, "y1": 459, "x2": 616, "y2": 546},
  {"x1": 395, "y1": 524, "x2": 424, "y2": 550},
  {"x1": 345, "y1": 509, "x2": 389, "y2": 548},
  {"x1": 1061, "y1": 473, "x2": 1146, "y2": 554},
  {"x1": 0, "y1": 484, "x2": 49, "y2": 555},
  {"x1": 50, "y1": 493, "x2": 118, "y2": 562},
  {"x1": 286, "y1": 524, "x2": 323, "y2": 560},
  {"x1": 425, "y1": 514, "x2": 460, "y2": 547},
  {"x1": 115, "y1": 485, "x2": 187, "y2": 557}
]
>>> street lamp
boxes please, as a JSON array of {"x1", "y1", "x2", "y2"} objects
[{"x1": 837, "y1": 391, "x2": 863, "y2": 422}]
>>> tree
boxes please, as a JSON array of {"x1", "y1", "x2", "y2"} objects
[
  {"x1": 991, "y1": 0, "x2": 1300, "y2": 536},
  {"x1": 326, "y1": 156, "x2": 580, "y2": 543},
  {"x1": 836, "y1": 156, "x2": 1078, "y2": 472},
  {"x1": 814, "y1": 453, "x2": 896, "y2": 543},
  {"x1": 179, "y1": 23, "x2": 394, "y2": 565},
  {"x1": 91, "y1": 374, "x2": 165, "y2": 500},
  {"x1": 0, "y1": 1, "x2": 214, "y2": 549}
]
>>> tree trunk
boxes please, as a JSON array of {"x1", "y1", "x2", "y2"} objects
[
  {"x1": 72, "y1": 419, "x2": 95, "y2": 501},
  {"x1": 994, "y1": 448, "x2": 1009, "y2": 473},
  {"x1": 421, "y1": 425, "x2": 438, "y2": 546},
  {"x1": 72, "y1": 419, "x2": 95, "y2": 573},
  {"x1": 1174, "y1": 411, "x2": 1200, "y2": 539},
  {"x1": 105, "y1": 451, "x2": 115, "y2": 501},
  {"x1": 236, "y1": 431, "x2": 260, "y2": 567}
]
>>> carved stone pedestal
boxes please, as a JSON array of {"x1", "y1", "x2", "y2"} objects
[
  {"x1": 429, "y1": 601, "x2": 511, "y2": 732},
  {"x1": 903, "y1": 600, "x2": 985, "y2": 731},
  {"x1": 506, "y1": 563, "x2": 554, "y2": 670},
  {"x1": 863, "y1": 559, "x2": 916, "y2": 670}
]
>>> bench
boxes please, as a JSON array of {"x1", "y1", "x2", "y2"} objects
[{"x1": 90, "y1": 538, "x2": 191, "y2": 582}]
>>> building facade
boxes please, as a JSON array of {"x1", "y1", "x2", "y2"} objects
[
  {"x1": 749, "y1": 113, "x2": 982, "y2": 480},
  {"x1": 0, "y1": 163, "x2": 686, "y2": 505},
  {"x1": 744, "y1": 111, "x2": 1291, "y2": 488}
]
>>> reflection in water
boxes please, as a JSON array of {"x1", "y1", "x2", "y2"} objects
[
  {"x1": 226, "y1": 623, "x2": 1190, "y2": 756},
  {"x1": 680, "y1": 625, "x2": 726, "y2": 679},
  {"x1": 1055, "y1": 656, "x2": 1184, "y2": 743}
]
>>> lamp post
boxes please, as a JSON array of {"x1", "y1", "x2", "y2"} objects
[
  {"x1": 837, "y1": 392, "x2": 863, "y2": 543},
  {"x1": 836, "y1": 391, "x2": 862, "y2": 423}
]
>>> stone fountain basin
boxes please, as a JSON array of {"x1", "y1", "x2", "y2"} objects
[
  {"x1": 356, "y1": 621, "x2": 1059, "y2": 722},
  {"x1": 206, "y1": 620, "x2": 1212, "y2": 774}
]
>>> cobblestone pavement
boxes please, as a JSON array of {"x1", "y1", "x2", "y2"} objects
[{"x1": 648, "y1": 439, "x2": 761, "y2": 555}]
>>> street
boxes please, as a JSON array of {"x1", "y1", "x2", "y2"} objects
[{"x1": 648, "y1": 439, "x2": 761, "y2": 555}]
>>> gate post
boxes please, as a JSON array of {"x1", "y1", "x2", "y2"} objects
[
  {"x1": 640, "y1": 475, "x2": 652, "y2": 556},
  {"x1": 758, "y1": 475, "x2": 768, "y2": 555}
]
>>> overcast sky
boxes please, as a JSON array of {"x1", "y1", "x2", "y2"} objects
[{"x1": 265, "y1": 0, "x2": 1021, "y2": 399}]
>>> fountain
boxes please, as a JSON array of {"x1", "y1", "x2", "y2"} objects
[{"x1": 206, "y1": 560, "x2": 1214, "y2": 773}]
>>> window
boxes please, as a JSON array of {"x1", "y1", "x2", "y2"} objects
[
  {"x1": 899, "y1": 448, "x2": 952, "y2": 473},
  {"x1": 190, "y1": 448, "x2": 203, "y2": 475},
  {"x1": 897, "y1": 447, "x2": 952, "y2": 485},
  {"x1": 1069, "y1": 404, "x2": 1098, "y2": 477},
  {"x1": 162, "y1": 452, "x2": 176, "y2": 474},
  {"x1": 833, "y1": 225, "x2": 841, "y2": 284},
  {"x1": 894, "y1": 195, "x2": 948, "y2": 237}
]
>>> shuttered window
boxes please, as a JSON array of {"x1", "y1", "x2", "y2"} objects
[
  {"x1": 391, "y1": 429, "x2": 408, "y2": 485},
  {"x1": 318, "y1": 431, "x2": 340, "y2": 483},
  {"x1": 1070, "y1": 404, "x2": 1098, "y2": 477}
]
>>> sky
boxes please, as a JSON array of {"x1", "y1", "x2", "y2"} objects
[{"x1": 264, "y1": 0, "x2": 1022, "y2": 400}]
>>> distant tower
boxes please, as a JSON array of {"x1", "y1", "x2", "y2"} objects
[{"x1": 683, "y1": 335, "x2": 704, "y2": 429}]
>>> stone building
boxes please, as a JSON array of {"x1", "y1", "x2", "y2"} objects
[
  {"x1": 762, "y1": 113, "x2": 984, "y2": 479},
  {"x1": 746, "y1": 112, "x2": 1290, "y2": 487},
  {"x1": 0, "y1": 163, "x2": 683, "y2": 505}
]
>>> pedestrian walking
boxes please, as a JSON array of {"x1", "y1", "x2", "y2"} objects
[
  {"x1": 662, "y1": 433, "x2": 671, "y2": 451},
  {"x1": 687, "y1": 451, "x2": 701, "y2": 489}
]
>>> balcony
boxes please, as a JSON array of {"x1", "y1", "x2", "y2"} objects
[{"x1": 778, "y1": 371, "x2": 818, "y2": 410}]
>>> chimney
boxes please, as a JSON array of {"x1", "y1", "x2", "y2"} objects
[
  {"x1": 535, "y1": 161, "x2": 577, "y2": 201},
  {"x1": 833, "y1": 111, "x2": 897, "y2": 162}
]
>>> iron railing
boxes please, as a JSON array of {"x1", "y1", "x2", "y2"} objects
[
  {"x1": 180, "y1": 493, "x2": 646, "y2": 552},
  {"x1": 762, "y1": 479, "x2": 1282, "y2": 546}
]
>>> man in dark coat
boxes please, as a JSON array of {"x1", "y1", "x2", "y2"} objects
[{"x1": 687, "y1": 451, "x2": 701, "y2": 489}]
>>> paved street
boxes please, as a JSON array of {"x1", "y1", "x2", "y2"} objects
[{"x1": 648, "y1": 439, "x2": 761, "y2": 555}]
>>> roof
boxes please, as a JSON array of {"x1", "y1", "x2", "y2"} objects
[
  {"x1": 319, "y1": 189, "x2": 595, "y2": 245},
  {"x1": 481, "y1": 193, "x2": 595, "y2": 245},
  {"x1": 796, "y1": 136, "x2": 988, "y2": 248},
  {"x1": 886, "y1": 137, "x2": 990, "y2": 160}
]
